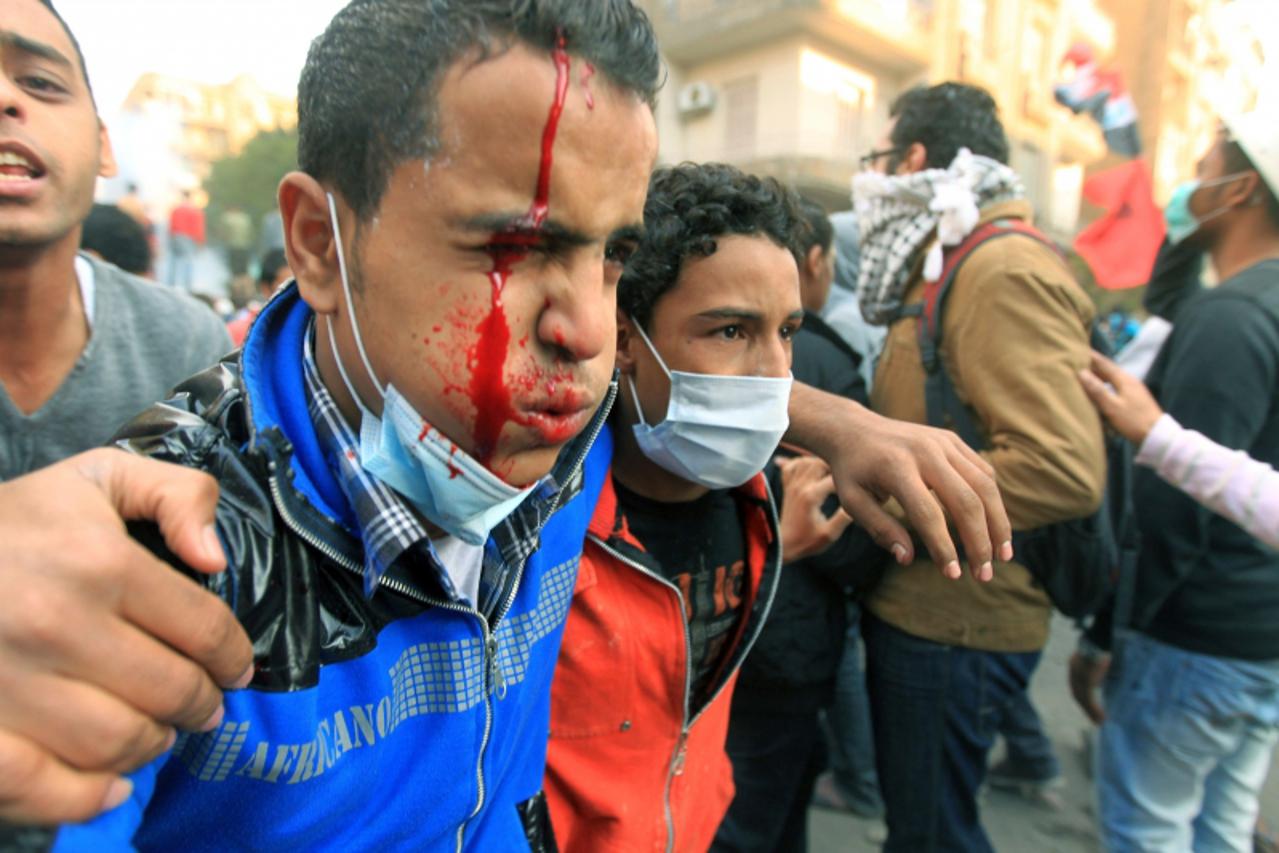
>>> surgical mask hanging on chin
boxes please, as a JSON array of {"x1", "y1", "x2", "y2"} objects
[
  {"x1": 323, "y1": 193, "x2": 535, "y2": 576},
  {"x1": 627, "y1": 317, "x2": 792, "y2": 490},
  {"x1": 1164, "y1": 172, "x2": 1251, "y2": 245}
]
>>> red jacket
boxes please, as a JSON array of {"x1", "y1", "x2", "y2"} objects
[{"x1": 545, "y1": 469, "x2": 781, "y2": 852}]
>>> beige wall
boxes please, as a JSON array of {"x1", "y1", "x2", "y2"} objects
[{"x1": 659, "y1": 37, "x2": 908, "y2": 166}]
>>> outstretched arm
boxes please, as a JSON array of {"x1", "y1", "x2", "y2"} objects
[
  {"x1": 0, "y1": 450, "x2": 253, "y2": 825},
  {"x1": 1081, "y1": 351, "x2": 1279, "y2": 550},
  {"x1": 786, "y1": 382, "x2": 1012, "y2": 580}
]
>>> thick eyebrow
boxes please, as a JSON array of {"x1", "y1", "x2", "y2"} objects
[
  {"x1": 453, "y1": 212, "x2": 644, "y2": 248},
  {"x1": 608, "y1": 223, "x2": 645, "y2": 246},
  {"x1": 695, "y1": 307, "x2": 806, "y2": 323},
  {"x1": 0, "y1": 31, "x2": 74, "y2": 70}
]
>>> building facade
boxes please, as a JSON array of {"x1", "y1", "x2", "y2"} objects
[
  {"x1": 641, "y1": 0, "x2": 1262, "y2": 242},
  {"x1": 118, "y1": 73, "x2": 297, "y2": 198}
]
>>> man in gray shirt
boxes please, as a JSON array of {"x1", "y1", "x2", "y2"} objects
[
  {"x1": 0, "y1": 0, "x2": 240, "y2": 829},
  {"x1": 0, "y1": 4, "x2": 229, "y2": 480},
  {"x1": 1, "y1": 253, "x2": 231, "y2": 479}
]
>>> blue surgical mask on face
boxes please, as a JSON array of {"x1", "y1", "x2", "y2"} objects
[
  {"x1": 627, "y1": 317, "x2": 792, "y2": 490},
  {"x1": 323, "y1": 193, "x2": 536, "y2": 572},
  {"x1": 1164, "y1": 172, "x2": 1250, "y2": 245}
]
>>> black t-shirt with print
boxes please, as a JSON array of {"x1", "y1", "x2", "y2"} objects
[{"x1": 613, "y1": 479, "x2": 747, "y2": 709}]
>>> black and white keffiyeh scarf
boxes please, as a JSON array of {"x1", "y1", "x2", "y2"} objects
[{"x1": 852, "y1": 148, "x2": 1025, "y2": 325}]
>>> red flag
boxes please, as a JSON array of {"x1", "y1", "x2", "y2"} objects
[{"x1": 1074, "y1": 160, "x2": 1165, "y2": 289}]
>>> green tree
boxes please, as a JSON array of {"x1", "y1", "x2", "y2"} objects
[{"x1": 203, "y1": 128, "x2": 298, "y2": 233}]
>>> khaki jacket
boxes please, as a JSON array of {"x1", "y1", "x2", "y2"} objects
[{"x1": 867, "y1": 200, "x2": 1106, "y2": 652}]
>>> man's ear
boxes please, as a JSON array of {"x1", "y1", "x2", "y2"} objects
[
  {"x1": 96, "y1": 121, "x2": 118, "y2": 179},
  {"x1": 804, "y1": 244, "x2": 824, "y2": 282},
  {"x1": 1225, "y1": 171, "x2": 1265, "y2": 209},
  {"x1": 899, "y1": 142, "x2": 928, "y2": 175},
  {"x1": 280, "y1": 172, "x2": 342, "y2": 315},
  {"x1": 615, "y1": 309, "x2": 638, "y2": 376}
]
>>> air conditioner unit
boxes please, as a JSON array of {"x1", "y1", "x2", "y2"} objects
[{"x1": 677, "y1": 81, "x2": 717, "y2": 118}]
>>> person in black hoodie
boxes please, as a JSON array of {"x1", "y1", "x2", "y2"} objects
[
  {"x1": 714, "y1": 201, "x2": 886, "y2": 852},
  {"x1": 1072, "y1": 110, "x2": 1279, "y2": 852}
]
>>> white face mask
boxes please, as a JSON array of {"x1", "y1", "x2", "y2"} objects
[
  {"x1": 627, "y1": 317, "x2": 792, "y2": 490},
  {"x1": 324, "y1": 193, "x2": 536, "y2": 556}
]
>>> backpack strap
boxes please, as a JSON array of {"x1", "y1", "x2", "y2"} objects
[{"x1": 916, "y1": 219, "x2": 1065, "y2": 450}]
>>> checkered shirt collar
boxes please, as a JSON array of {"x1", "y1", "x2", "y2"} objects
[
  {"x1": 301, "y1": 324, "x2": 448, "y2": 598},
  {"x1": 300, "y1": 321, "x2": 572, "y2": 608}
]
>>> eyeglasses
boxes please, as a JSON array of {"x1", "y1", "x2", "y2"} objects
[{"x1": 858, "y1": 146, "x2": 904, "y2": 170}]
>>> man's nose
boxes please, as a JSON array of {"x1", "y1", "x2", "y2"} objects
[
  {"x1": 0, "y1": 75, "x2": 27, "y2": 121},
  {"x1": 537, "y1": 258, "x2": 614, "y2": 363},
  {"x1": 757, "y1": 334, "x2": 792, "y2": 379}
]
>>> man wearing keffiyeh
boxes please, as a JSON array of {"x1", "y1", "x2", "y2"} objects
[
  {"x1": 854, "y1": 82, "x2": 1107, "y2": 852},
  {"x1": 853, "y1": 147, "x2": 1025, "y2": 325}
]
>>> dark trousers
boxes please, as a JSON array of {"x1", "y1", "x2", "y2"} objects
[
  {"x1": 712, "y1": 706, "x2": 824, "y2": 853},
  {"x1": 997, "y1": 688, "x2": 1060, "y2": 779},
  {"x1": 825, "y1": 601, "x2": 883, "y2": 813},
  {"x1": 863, "y1": 614, "x2": 1040, "y2": 852}
]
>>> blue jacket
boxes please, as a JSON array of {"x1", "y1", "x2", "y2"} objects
[{"x1": 55, "y1": 285, "x2": 613, "y2": 851}]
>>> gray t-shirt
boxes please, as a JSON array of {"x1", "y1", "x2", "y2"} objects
[{"x1": 0, "y1": 254, "x2": 233, "y2": 479}]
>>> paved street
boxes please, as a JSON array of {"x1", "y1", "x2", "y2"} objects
[{"x1": 809, "y1": 615, "x2": 1279, "y2": 852}]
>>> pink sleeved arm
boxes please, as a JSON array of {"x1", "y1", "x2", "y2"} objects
[{"x1": 1137, "y1": 414, "x2": 1279, "y2": 550}]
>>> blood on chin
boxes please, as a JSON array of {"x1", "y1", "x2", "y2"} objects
[{"x1": 485, "y1": 439, "x2": 571, "y2": 488}]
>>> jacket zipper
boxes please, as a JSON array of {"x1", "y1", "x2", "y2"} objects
[
  {"x1": 262, "y1": 381, "x2": 615, "y2": 851},
  {"x1": 268, "y1": 467, "x2": 492, "y2": 853},
  {"x1": 583, "y1": 478, "x2": 783, "y2": 853},
  {"x1": 585, "y1": 539, "x2": 690, "y2": 853}
]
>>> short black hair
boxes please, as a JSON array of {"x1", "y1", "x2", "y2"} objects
[
  {"x1": 889, "y1": 82, "x2": 1009, "y2": 171},
  {"x1": 298, "y1": 0, "x2": 662, "y2": 221},
  {"x1": 795, "y1": 197, "x2": 833, "y2": 254},
  {"x1": 37, "y1": 1, "x2": 94, "y2": 105},
  {"x1": 619, "y1": 162, "x2": 802, "y2": 331},
  {"x1": 1223, "y1": 140, "x2": 1279, "y2": 230},
  {"x1": 81, "y1": 204, "x2": 151, "y2": 275},
  {"x1": 259, "y1": 248, "x2": 289, "y2": 285}
]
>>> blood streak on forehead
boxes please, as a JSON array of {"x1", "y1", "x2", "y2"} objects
[
  {"x1": 525, "y1": 33, "x2": 572, "y2": 229},
  {"x1": 457, "y1": 30, "x2": 574, "y2": 472}
]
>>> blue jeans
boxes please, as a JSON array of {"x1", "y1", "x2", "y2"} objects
[
  {"x1": 824, "y1": 602, "x2": 884, "y2": 814},
  {"x1": 864, "y1": 614, "x2": 1040, "y2": 852},
  {"x1": 1098, "y1": 630, "x2": 1279, "y2": 852}
]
